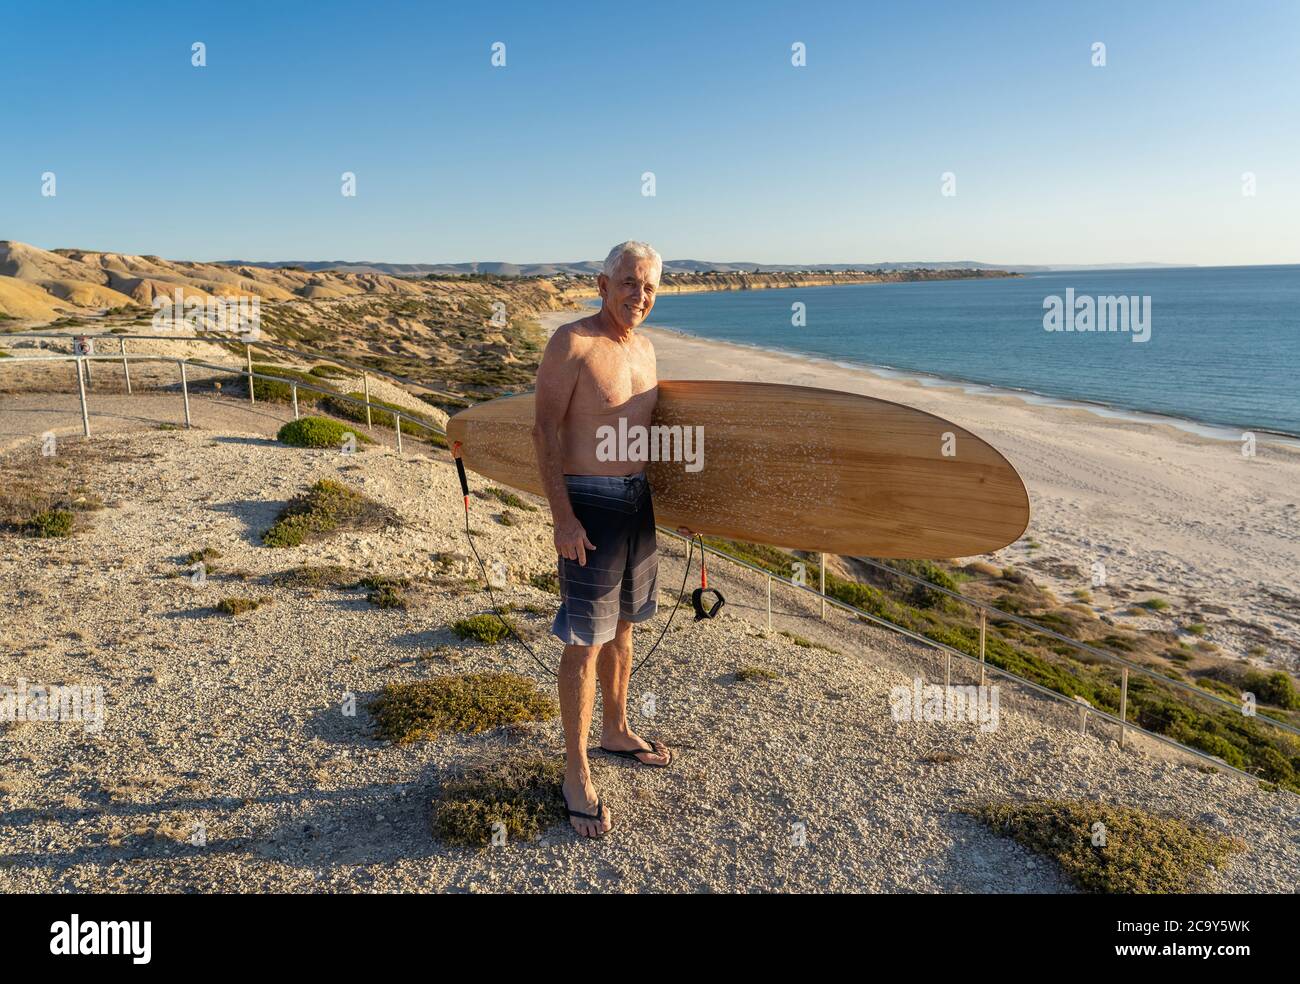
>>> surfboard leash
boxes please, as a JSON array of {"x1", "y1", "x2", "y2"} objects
[{"x1": 451, "y1": 441, "x2": 702, "y2": 679}]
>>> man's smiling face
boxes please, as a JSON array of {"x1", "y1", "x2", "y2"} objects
[{"x1": 598, "y1": 254, "x2": 659, "y2": 332}]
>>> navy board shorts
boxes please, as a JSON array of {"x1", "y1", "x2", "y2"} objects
[{"x1": 551, "y1": 471, "x2": 659, "y2": 646}]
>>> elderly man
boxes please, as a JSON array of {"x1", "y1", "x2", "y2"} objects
[{"x1": 531, "y1": 241, "x2": 675, "y2": 838}]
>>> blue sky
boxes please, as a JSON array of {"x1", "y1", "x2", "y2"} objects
[{"x1": 3, "y1": 0, "x2": 1297, "y2": 266}]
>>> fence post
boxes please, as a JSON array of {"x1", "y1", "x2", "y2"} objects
[
  {"x1": 766, "y1": 574, "x2": 772, "y2": 632},
  {"x1": 979, "y1": 609, "x2": 987, "y2": 687},
  {"x1": 394, "y1": 412, "x2": 402, "y2": 453},
  {"x1": 1119, "y1": 667, "x2": 1129, "y2": 749},
  {"x1": 291, "y1": 383, "x2": 299, "y2": 420},
  {"x1": 363, "y1": 373, "x2": 373, "y2": 430},
  {"x1": 179, "y1": 360, "x2": 192, "y2": 428},
  {"x1": 246, "y1": 345, "x2": 255, "y2": 404},
  {"x1": 120, "y1": 337, "x2": 132, "y2": 395},
  {"x1": 76, "y1": 357, "x2": 90, "y2": 437},
  {"x1": 819, "y1": 552, "x2": 826, "y2": 619}
]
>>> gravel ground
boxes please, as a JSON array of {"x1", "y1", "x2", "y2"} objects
[{"x1": 0, "y1": 425, "x2": 1297, "y2": 893}]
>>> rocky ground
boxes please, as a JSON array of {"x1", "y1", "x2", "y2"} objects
[{"x1": 1, "y1": 421, "x2": 1296, "y2": 893}]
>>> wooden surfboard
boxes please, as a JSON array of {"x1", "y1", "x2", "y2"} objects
[{"x1": 446, "y1": 380, "x2": 1030, "y2": 559}]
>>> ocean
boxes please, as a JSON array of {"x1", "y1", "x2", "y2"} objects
[{"x1": 643, "y1": 265, "x2": 1300, "y2": 438}]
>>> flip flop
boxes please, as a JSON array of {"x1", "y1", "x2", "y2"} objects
[
  {"x1": 561, "y1": 786, "x2": 609, "y2": 836},
  {"x1": 598, "y1": 738, "x2": 674, "y2": 768}
]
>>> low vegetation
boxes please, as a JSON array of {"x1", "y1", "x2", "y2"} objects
[
  {"x1": 431, "y1": 756, "x2": 566, "y2": 847},
  {"x1": 965, "y1": 798, "x2": 1245, "y2": 893},
  {"x1": 249, "y1": 363, "x2": 326, "y2": 404},
  {"x1": 778, "y1": 630, "x2": 838, "y2": 652},
  {"x1": 320, "y1": 391, "x2": 448, "y2": 448},
  {"x1": 276, "y1": 416, "x2": 372, "y2": 449},
  {"x1": 369, "y1": 672, "x2": 556, "y2": 743},
  {"x1": 363, "y1": 576, "x2": 409, "y2": 609},
  {"x1": 480, "y1": 487, "x2": 537, "y2": 512},
  {"x1": 270, "y1": 564, "x2": 358, "y2": 589},
  {"x1": 529, "y1": 570, "x2": 560, "y2": 594},
  {"x1": 452, "y1": 613, "x2": 515, "y2": 644},
  {"x1": 216, "y1": 596, "x2": 264, "y2": 615},
  {"x1": 0, "y1": 442, "x2": 119, "y2": 538},
  {"x1": 734, "y1": 665, "x2": 780, "y2": 683},
  {"x1": 262, "y1": 478, "x2": 397, "y2": 547},
  {"x1": 702, "y1": 535, "x2": 1300, "y2": 792},
  {"x1": 24, "y1": 509, "x2": 75, "y2": 538}
]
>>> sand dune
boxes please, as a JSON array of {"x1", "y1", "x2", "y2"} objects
[
  {"x1": 0, "y1": 276, "x2": 71, "y2": 320},
  {"x1": 0, "y1": 241, "x2": 455, "y2": 319}
]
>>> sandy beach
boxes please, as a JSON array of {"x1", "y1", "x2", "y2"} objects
[{"x1": 541, "y1": 310, "x2": 1300, "y2": 671}]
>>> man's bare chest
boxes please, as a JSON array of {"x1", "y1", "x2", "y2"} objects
[{"x1": 575, "y1": 340, "x2": 656, "y2": 410}]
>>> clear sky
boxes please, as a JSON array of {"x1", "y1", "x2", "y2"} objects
[{"x1": 3, "y1": 0, "x2": 1297, "y2": 267}]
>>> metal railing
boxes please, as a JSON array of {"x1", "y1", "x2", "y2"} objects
[
  {"x1": 3, "y1": 341, "x2": 1293, "y2": 791},
  {"x1": 0, "y1": 331, "x2": 468, "y2": 406},
  {"x1": 0, "y1": 351, "x2": 445, "y2": 452}
]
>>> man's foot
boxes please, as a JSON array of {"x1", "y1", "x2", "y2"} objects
[
  {"x1": 598, "y1": 728, "x2": 673, "y2": 767},
  {"x1": 562, "y1": 776, "x2": 611, "y2": 838}
]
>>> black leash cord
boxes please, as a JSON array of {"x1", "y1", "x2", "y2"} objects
[{"x1": 455, "y1": 451, "x2": 697, "y2": 678}]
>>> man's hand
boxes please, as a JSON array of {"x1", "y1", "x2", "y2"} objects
[{"x1": 555, "y1": 517, "x2": 597, "y2": 566}]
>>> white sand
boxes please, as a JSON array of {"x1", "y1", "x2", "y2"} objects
[{"x1": 539, "y1": 310, "x2": 1300, "y2": 671}]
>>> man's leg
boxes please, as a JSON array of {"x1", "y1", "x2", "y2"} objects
[
  {"x1": 597, "y1": 619, "x2": 671, "y2": 765},
  {"x1": 559, "y1": 640, "x2": 611, "y2": 837}
]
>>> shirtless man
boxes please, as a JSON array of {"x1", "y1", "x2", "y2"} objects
[{"x1": 531, "y1": 241, "x2": 676, "y2": 838}]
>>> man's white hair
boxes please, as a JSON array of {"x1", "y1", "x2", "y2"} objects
[{"x1": 602, "y1": 241, "x2": 662, "y2": 281}]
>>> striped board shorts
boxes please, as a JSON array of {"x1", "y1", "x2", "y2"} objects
[{"x1": 551, "y1": 471, "x2": 659, "y2": 646}]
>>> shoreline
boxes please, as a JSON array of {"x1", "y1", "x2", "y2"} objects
[
  {"x1": 538, "y1": 308, "x2": 1300, "y2": 670},
  {"x1": 543, "y1": 306, "x2": 1298, "y2": 447}
]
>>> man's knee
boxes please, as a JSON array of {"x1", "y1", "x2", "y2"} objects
[{"x1": 561, "y1": 643, "x2": 601, "y2": 667}]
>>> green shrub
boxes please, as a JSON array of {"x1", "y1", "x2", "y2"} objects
[
  {"x1": 320, "y1": 391, "x2": 447, "y2": 447},
  {"x1": 216, "y1": 596, "x2": 263, "y2": 615},
  {"x1": 276, "y1": 417, "x2": 372, "y2": 449},
  {"x1": 25, "y1": 509, "x2": 74, "y2": 538},
  {"x1": 309, "y1": 364, "x2": 352, "y2": 379},
  {"x1": 734, "y1": 665, "x2": 779, "y2": 682},
  {"x1": 1243, "y1": 670, "x2": 1300, "y2": 710},
  {"x1": 262, "y1": 478, "x2": 396, "y2": 547},
  {"x1": 965, "y1": 798, "x2": 1244, "y2": 893},
  {"x1": 431, "y1": 756, "x2": 565, "y2": 847},
  {"x1": 250, "y1": 363, "x2": 326, "y2": 404},
  {"x1": 368, "y1": 585, "x2": 407, "y2": 609},
  {"x1": 370, "y1": 672, "x2": 556, "y2": 743},
  {"x1": 529, "y1": 570, "x2": 559, "y2": 594},
  {"x1": 482, "y1": 487, "x2": 537, "y2": 512},
  {"x1": 452, "y1": 613, "x2": 514, "y2": 644}
]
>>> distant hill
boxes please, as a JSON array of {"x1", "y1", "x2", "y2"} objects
[{"x1": 214, "y1": 258, "x2": 1191, "y2": 277}]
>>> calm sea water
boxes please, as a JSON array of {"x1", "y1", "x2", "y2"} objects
[{"x1": 644, "y1": 266, "x2": 1300, "y2": 437}]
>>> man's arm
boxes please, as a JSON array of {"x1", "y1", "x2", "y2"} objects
[{"x1": 531, "y1": 326, "x2": 596, "y2": 565}]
